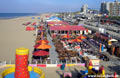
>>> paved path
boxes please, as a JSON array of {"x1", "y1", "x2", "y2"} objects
[
  {"x1": 84, "y1": 39, "x2": 98, "y2": 53},
  {"x1": 47, "y1": 33, "x2": 59, "y2": 64}
]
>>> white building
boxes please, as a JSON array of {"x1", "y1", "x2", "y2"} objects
[
  {"x1": 81, "y1": 5, "x2": 88, "y2": 15},
  {"x1": 100, "y1": 0, "x2": 120, "y2": 16}
]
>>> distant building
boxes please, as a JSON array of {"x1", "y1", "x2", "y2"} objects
[
  {"x1": 81, "y1": 5, "x2": 88, "y2": 15},
  {"x1": 88, "y1": 8, "x2": 99, "y2": 14},
  {"x1": 100, "y1": 0, "x2": 120, "y2": 16}
]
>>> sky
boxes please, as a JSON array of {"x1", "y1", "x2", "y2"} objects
[{"x1": 0, "y1": 0, "x2": 117, "y2": 13}]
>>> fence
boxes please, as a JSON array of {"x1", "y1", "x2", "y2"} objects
[
  {"x1": 31, "y1": 59, "x2": 84, "y2": 64},
  {"x1": 0, "y1": 60, "x2": 85, "y2": 68},
  {"x1": 29, "y1": 60, "x2": 85, "y2": 67}
]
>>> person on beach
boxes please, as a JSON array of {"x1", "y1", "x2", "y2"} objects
[{"x1": 60, "y1": 63, "x2": 65, "y2": 71}]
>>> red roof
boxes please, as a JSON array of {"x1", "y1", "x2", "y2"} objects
[{"x1": 50, "y1": 25, "x2": 85, "y2": 31}]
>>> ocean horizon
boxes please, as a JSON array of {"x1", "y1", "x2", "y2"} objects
[{"x1": 0, "y1": 13, "x2": 40, "y2": 19}]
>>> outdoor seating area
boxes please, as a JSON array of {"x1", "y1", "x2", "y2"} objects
[
  {"x1": 53, "y1": 34, "x2": 89, "y2": 63},
  {"x1": 32, "y1": 25, "x2": 51, "y2": 64}
]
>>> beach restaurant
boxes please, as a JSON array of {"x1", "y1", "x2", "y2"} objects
[
  {"x1": 47, "y1": 21, "x2": 69, "y2": 26},
  {"x1": 49, "y1": 25, "x2": 87, "y2": 36}
]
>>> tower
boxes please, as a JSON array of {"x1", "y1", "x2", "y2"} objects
[{"x1": 15, "y1": 48, "x2": 30, "y2": 78}]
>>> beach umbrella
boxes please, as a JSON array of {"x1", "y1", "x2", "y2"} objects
[
  {"x1": 26, "y1": 26, "x2": 31, "y2": 31},
  {"x1": 61, "y1": 35, "x2": 71, "y2": 39},
  {"x1": 77, "y1": 35, "x2": 86, "y2": 39},
  {"x1": 26, "y1": 26, "x2": 35, "y2": 31},
  {"x1": 34, "y1": 44, "x2": 51, "y2": 49},
  {"x1": 36, "y1": 40, "x2": 49, "y2": 44},
  {"x1": 32, "y1": 22, "x2": 36, "y2": 26},
  {"x1": 30, "y1": 27, "x2": 35, "y2": 31},
  {"x1": 109, "y1": 39, "x2": 118, "y2": 42},
  {"x1": 33, "y1": 50, "x2": 49, "y2": 56},
  {"x1": 71, "y1": 39, "x2": 82, "y2": 42},
  {"x1": 37, "y1": 44, "x2": 51, "y2": 49},
  {"x1": 34, "y1": 44, "x2": 40, "y2": 48}
]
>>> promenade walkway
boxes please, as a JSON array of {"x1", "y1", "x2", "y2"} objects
[{"x1": 47, "y1": 33, "x2": 59, "y2": 64}]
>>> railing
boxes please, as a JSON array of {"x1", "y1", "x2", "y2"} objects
[
  {"x1": 0, "y1": 60, "x2": 85, "y2": 68},
  {"x1": 31, "y1": 59, "x2": 84, "y2": 65}
]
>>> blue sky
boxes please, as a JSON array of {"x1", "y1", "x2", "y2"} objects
[{"x1": 0, "y1": 0, "x2": 116, "y2": 13}]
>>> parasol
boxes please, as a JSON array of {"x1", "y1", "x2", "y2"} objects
[
  {"x1": 71, "y1": 39, "x2": 82, "y2": 42},
  {"x1": 34, "y1": 44, "x2": 51, "y2": 49},
  {"x1": 36, "y1": 40, "x2": 49, "y2": 44},
  {"x1": 61, "y1": 35, "x2": 71, "y2": 39},
  {"x1": 33, "y1": 50, "x2": 49, "y2": 56},
  {"x1": 77, "y1": 35, "x2": 86, "y2": 39}
]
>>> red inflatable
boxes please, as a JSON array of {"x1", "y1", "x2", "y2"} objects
[{"x1": 15, "y1": 48, "x2": 29, "y2": 78}]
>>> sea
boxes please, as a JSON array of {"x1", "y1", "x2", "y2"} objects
[{"x1": 0, "y1": 13, "x2": 40, "y2": 19}]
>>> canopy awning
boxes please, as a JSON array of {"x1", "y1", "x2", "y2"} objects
[{"x1": 50, "y1": 25, "x2": 85, "y2": 31}]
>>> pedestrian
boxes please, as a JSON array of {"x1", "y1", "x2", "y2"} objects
[{"x1": 60, "y1": 63, "x2": 65, "y2": 71}]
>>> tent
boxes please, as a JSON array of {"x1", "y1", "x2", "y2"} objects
[{"x1": 46, "y1": 16, "x2": 62, "y2": 22}]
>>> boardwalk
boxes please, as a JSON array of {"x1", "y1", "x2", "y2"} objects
[{"x1": 47, "y1": 33, "x2": 59, "y2": 64}]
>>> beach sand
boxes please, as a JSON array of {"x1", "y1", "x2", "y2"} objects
[{"x1": 0, "y1": 15, "x2": 44, "y2": 63}]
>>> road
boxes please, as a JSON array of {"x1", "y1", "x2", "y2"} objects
[{"x1": 79, "y1": 21, "x2": 120, "y2": 41}]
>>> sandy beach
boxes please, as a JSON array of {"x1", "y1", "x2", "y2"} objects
[{"x1": 0, "y1": 15, "x2": 44, "y2": 63}]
